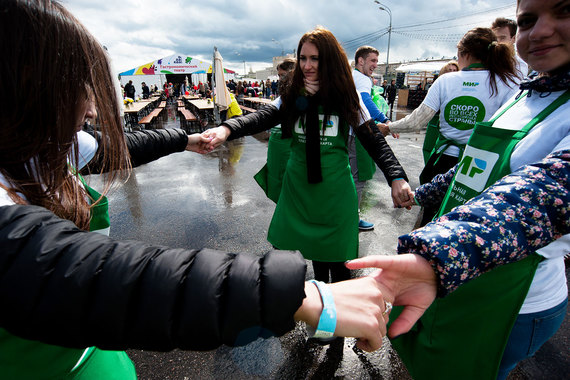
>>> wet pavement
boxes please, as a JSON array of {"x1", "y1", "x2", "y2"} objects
[{"x1": 86, "y1": 103, "x2": 568, "y2": 379}]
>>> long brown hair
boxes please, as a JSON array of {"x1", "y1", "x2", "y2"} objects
[
  {"x1": 281, "y1": 27, "x2": 363, "y2": 133},
  {"x1": 457, "y1": 27, "x2": 518, "y2": 96},
  {"x1": 0, "y1": 0, "x2": 130, "y2": 230}
]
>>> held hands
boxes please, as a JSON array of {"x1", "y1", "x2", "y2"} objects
[
  {"x1": 186, "y1": 133, "x2": 214, "y2": 154},
  {"x1": 377, "y1": 122, "x2": 399, "y2": 139},
  {"x1": 198, "y1": 126, "x2": 231, "y2": 152},
  {"x1": 346, "y1": 254, "x2": 438, "y2": 338},
  {"x1": 295, "y1": 276, "x2": 389, "y2": 352},
  {"x1": 391, "y1": 179, "x2": 415, "y2": 209}
]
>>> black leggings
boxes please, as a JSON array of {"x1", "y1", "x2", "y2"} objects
[{"x1": 312, "y1": 261, "x2": 351, "y2": 283}]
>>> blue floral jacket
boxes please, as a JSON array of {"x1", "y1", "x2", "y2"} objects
[{"x1": 399, "y1": 150, "x2": 570, "y2": 297}]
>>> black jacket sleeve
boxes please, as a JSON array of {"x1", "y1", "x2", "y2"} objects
[
  {"x1": 221, "y1": 105, "x2": 281, "y2": 140},
  {"x1": 0, "y1": 205, "x2": 307, "y2": 351},
  {"x1": 354, "y1": 119, "x2": 409, "y2": 184},
  {"x1": 83, "y1": 128, "x2": 189, "y2": 173}
]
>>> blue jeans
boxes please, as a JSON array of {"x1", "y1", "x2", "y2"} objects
[{"x1": 497, "y1": 298, "x2": 568, "y2": 380}]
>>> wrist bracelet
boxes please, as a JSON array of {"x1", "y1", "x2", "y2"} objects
[{"x1": 307, "y1": 280, "x2": 337, "y2": 338}]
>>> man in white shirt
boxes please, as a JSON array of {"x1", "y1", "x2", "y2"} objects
[
  {"x1": 492, "y1": 17, "x2": 529, "y2": 79},
  {"x1": 351, "y1": 46, "x2": 391, "y2": 231}
]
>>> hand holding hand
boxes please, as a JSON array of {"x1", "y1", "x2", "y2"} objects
[
  {"x1": 391, "y1": 179, "x2": 414, "y2": 210},
  {"x1": 186, "y1": 133, "x2": 213, "y2": 154},
  {"x1": 346, "y1": 254, "x2": 438, "y2": 338},
  {"x1": 295, "y1": 276, "x2": 389, "y2": 352},
  {"x1": 377, "y1": 122, "x2": 400, "y2": 139},
  {"x1": 377, "y1": 123, "x2": 390, "y2": 137},
  {"x1": 200, "y1": 126, "x2": 231, "y2": 152}
]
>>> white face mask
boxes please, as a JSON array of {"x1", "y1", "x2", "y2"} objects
[{"x1": 70, "y1": 129, "x2": 98, "y2": 170}]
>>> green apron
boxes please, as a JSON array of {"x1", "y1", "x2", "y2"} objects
[
  {"x1": 355, "y1": 138, "x2": 376, "y2": 181},
  {"x1": 422, "y1": 113, "x2": 440, "y2": 165},
  {"x1": 0, "y1": 180, "x2": 136, "y2": 379},
  {"x1": 267, "y1": 111, "x2": 359, "y2": 262},
  {"x1": 253, "y1": 124, "x2": 292, "y2": 203},
  {"x1": 391, "y1": 90, "x2": 570, "y2": 380}
]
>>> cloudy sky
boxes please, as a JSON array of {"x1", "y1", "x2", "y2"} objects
[{"x1": 62, "y1": 0, "x2": 517, "y2": 75}]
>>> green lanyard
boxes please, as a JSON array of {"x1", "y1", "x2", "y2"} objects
[
  {"x1": 462, "y1": 62, "x2": 485, "y2": 71},
  {"x1": 77, "y1": 173, "x2": 110, "y2": 233}
]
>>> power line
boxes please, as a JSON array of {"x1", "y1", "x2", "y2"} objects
[
  {"x1": 342, "y1": 3, "x2": 516, "y2": 46},
  {"x1": 342, "y1": 30, "x2": 389, "y2": 52},
  {"x1": 393, "y1": 30, "x2": 464, "y2": 43},
  {"x1": 394, "y1": 4, "x2": 515, "y2": 30}
]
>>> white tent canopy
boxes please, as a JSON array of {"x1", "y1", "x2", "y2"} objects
[{"x1": 396, "y1": 61, "x2": 449, "y2": 73}]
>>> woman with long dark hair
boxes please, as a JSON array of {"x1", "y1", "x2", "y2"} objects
[{"x1": 202, "y1": 27, "x2": 412, "y2": 285}]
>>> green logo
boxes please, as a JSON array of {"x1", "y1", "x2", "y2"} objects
[
  {"x1": 444, "y1": 96, "x2": 486, "y2": 131},
  {"x1": 458, "y1": 155, "x2": 486, "y2": 177},
  {"x1": 462, "y1": 81, "x2": 480, "y2": 87}
]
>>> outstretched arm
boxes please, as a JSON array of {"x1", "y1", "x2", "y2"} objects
[{"x1": 348, "y1": 150, "x2": 570, "y2": 337}]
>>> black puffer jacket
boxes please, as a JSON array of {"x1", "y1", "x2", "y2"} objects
[
  {"x1": 223, "y1": 105, "x2": 409, "y2": 184},
  {"x1": 0, "y1": 205, "x2": 306, "y2": 351},
  {"x1": 82, "y1": 128, "x2": 190, "y2": 173},
  {"x1": 0, "y1": 128, "x2": 308, "y2": 351}
]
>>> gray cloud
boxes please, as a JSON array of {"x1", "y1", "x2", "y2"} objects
[{"x1": 63, "y1": 0, "x2": 516, "y2": 73}]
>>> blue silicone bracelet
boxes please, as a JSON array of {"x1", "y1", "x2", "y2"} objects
[{"x1": 308, "y1": 280, "x2": 337, "y2": 338}]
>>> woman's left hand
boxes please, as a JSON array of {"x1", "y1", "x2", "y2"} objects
[{"x1": 391, "y1": 179, "x2": 414, "y2": 209}]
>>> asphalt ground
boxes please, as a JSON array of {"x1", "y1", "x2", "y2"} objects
[{"x1": 85, "y1": 105, "x2": 568, "y2": 379}]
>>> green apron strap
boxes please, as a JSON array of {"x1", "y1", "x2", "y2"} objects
[
  {"x1": 514, "y1": 90, "x2": 570, "y2": 138},
  {"x1": 77, "y1": 174, "x2": 110, "y2": 233}
]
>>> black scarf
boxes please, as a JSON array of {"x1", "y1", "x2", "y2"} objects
[
  {"x1": 518, "y1": 65, "x2": 570, "y2": 98},
  {"x1": 304, "y1": 94, "x2": 323, "y2": 184}
]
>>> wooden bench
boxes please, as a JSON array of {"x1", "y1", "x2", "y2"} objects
[
  {"x1": 178, "y1": 107, "x2": 200, "y2": 132},
  {"x1": 177, "y1": 100, "x2": 185, "y2": 108},
  {"x1": 158, "y1": 101, "x2": 167, "y2": 108},
  {"x1": 138, "y1": 107, "x2": 163, "y2": 128},
  {"x1": 240, "y1": 105, "x2": 257, "y2": 114}
]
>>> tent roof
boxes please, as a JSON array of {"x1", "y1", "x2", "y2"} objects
[
  {"x1": 119, "y1": 53, "x2": 211, "y2": 76},
  {"x1": 395, "y1": 61, "x2": 449, "y2": 73},
  {"x1": 207, "y1": 66, "x2": 236, "y2": 74}
]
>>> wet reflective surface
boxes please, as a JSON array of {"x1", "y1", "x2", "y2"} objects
[{"x1": 86, "y1": 106, "x2": 568, "y2": 379}]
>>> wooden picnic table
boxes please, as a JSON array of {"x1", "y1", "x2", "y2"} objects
[
  {"x1": 187, "y1": 99, "x2": 214, "y2": 124},
  {"x1": 123, "y1": 100, "x2": 154, "y2": 129},
  {"x1": 242, "y1": 96, "x2": 272, "y2": 109},
  {"x1": 182, "y1": 94, "x2": 200, "y2": 101}
]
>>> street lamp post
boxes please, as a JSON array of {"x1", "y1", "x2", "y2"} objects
[
  {"x1": 272, "y1": 38, "x2": 284, "y2": 56},
  {"x1": 234, "y1": 52, "x2": 247, "y2": 76},
  {"x1": 374, "y1": 1, "x2": 392, "y2": 80}
]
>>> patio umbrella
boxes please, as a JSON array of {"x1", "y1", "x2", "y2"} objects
[{"x1": 212, "y1": 47, "x2": 232, "y2": 123}]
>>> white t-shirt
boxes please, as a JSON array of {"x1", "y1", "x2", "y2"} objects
[
  {"x1": 352, "y1": 69, "x2": 373, "y2": 95},
  {"x1": 493, "y1": 89, "x2": 569, "y2": 313},
  {"x1": 515, "y1": 54, "x2": 529, "y2": 80},
  {"x1": 423, "y1": 70, "x2": 520, "y2": 157}
]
